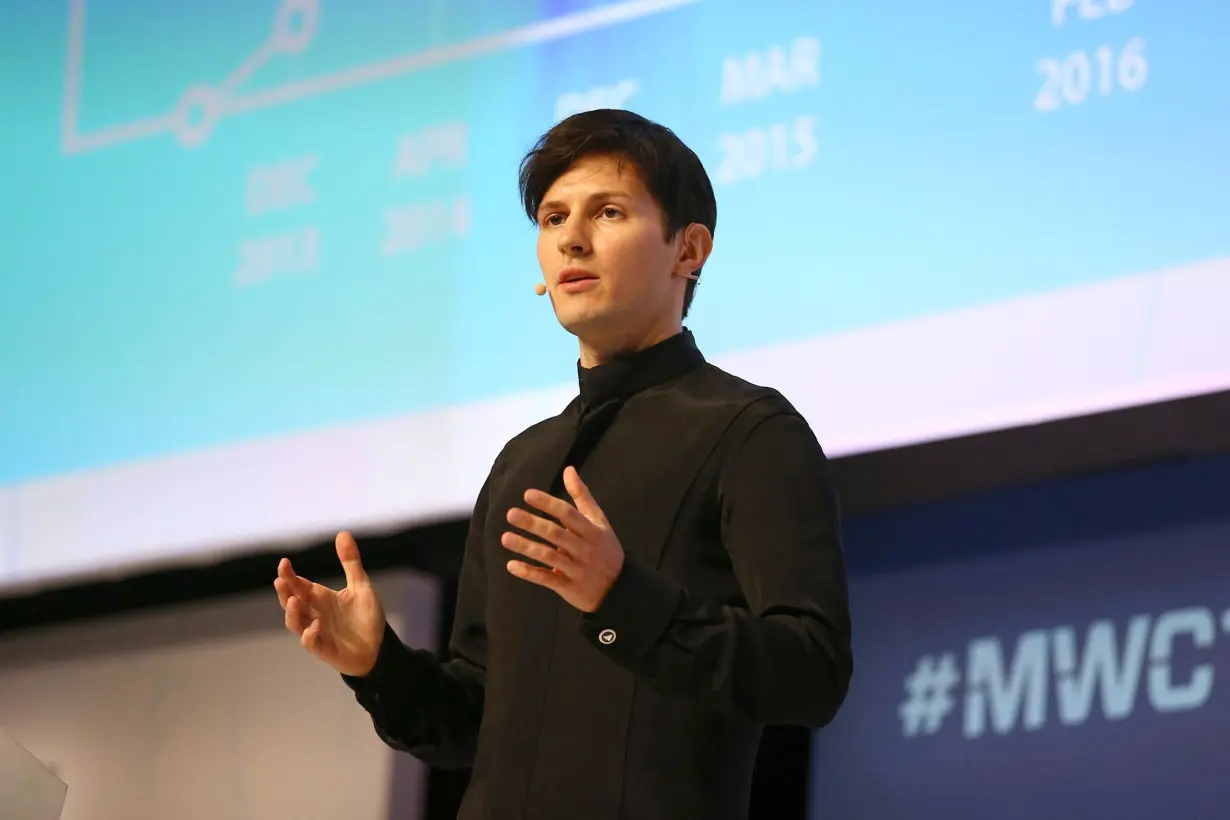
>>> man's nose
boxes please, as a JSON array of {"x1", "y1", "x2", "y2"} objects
[{"x1": 557, "y1": 217, "x2": 591, "y2": 255}]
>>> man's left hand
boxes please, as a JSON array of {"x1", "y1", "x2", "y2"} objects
[{"x1": 502, "y1": 465, "x2": 624, "y2": 613}]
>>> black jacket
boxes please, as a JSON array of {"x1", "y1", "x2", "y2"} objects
[{"x1": 343, "y1": 330, "x2": 852, "y2": 819}]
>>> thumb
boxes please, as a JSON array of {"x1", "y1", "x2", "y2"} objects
[
  {"x1": 563, "y1": 466, "x2": 607, "y2": 526},
  {"x1": 336, "y1": 531, "x2": 371, "y2": 588}
]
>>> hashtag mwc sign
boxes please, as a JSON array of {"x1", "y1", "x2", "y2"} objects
[
  {"x1": 897, "y1": 605, "x2": 1228, "y2": 739},
  {"x1": 809, "y1": 509, "x2": 1230, "y2": 820}
]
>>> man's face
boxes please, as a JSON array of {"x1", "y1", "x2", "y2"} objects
[{"x1": 535, "y1": 153, "x2": 686, "y2": 357}]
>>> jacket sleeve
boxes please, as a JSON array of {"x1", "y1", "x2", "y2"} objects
[
  {"x1": 340, "y1": 474, "x2": 492, "y2": 768},
  {"x1": 577, "y1": 410, "x2": 853, "y2": 727}
]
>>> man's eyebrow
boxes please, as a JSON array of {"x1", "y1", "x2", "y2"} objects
[{"x1": 537, "y1": 191, "x2": 633, "y2": 214}]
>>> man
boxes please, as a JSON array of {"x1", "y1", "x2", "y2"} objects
[{"x1": 274, "y1": 109, "x2": 852, "y2": 819}]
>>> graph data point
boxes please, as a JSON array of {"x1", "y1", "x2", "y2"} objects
[
  {"x1": 273, "y1": 0, "x2": 319, "y2": 54},
  {"x1": 173, "y1": 85, "x2": 224, "y2": 148}
]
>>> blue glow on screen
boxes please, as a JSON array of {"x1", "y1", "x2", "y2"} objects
[{"x1": 1, "y1": 0, "x2": 1226, "y2": 483}]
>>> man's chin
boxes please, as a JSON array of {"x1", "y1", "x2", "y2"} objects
[{"x1": 554, "y1": 306, "x2": 609, "y2": 338}]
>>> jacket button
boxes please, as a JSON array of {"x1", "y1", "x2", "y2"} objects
[{"x1": 598, "y1": 628, "x2": 617, "y2": 645}]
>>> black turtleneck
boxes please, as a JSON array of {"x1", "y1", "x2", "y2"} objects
[
  {"x1": 343, "y1": 329, "x2": 852, "y2": 820},
  {"x1": 576, "y1": 328, "x2": 706, "y2": 407}
]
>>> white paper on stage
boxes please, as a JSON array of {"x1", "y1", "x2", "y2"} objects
[{"x1": 0, "y1": 726, "x2": 66, "y2": 820}]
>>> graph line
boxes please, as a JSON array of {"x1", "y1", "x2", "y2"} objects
[{"x1": 61, "y1": 0, "x2": 703, "y2": 155}]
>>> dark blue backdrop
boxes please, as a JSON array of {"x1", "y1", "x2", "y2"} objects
[{"x1": 810, "y1": 452, "x2": 1230, "y2": 819}]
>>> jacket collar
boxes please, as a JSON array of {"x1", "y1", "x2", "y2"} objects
[{"x1": 576, "y1": 329, "x2": 705, "y2": 408}]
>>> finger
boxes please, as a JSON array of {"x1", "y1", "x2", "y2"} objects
[
  {"x1": 278, "y1": 558, "x2": 315, "y2": 599},
  {"x1": 285, "y1": 595, "x2": 307, "y2": 636},
  {"x1": 501, "y1": 532, "x2": 579, "y2": 576},
  {"x1": 336, "y1": 531, "x2": 371, "y2": 588},
  {"x1": 562, "y1": 466, "x2": 609, "y2": 526},
  {"x1": 274, "y1": 577, "x2": 293, "y2": 609},
  {"x1": 507, "y1": 559, "x2": 569, "y2": 593},
  {"x1": 300, "y1": 618, "x2": 322, "y2": 654},
  {"x1": 276, "y1": 565, "x2": 322, "y2": 615},
  {"x1": 505, "y1": 507, "x2": 587, "y2": 555},
  {"x1": 522, "y1": 489, "x2": 601, "y2": 540}
]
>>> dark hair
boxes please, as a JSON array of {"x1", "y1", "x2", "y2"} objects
[{"x1": 518, "y1": 109, "x2": 717, "y2": 319}]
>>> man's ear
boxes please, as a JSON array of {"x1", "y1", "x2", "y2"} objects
[{"x1": 673, "y1": 223, "x2": 713, "y2": 279}]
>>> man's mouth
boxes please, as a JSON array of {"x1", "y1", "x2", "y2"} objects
[{"x1": 558, "y1": 268, "x2": 598, "y2": 285}]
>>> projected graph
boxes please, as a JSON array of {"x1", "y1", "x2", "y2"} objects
[
  {"x1": 8, "y1": 0, "x2": 1227, "y2": 596},
  {"x1": 60, "y1": 0, "x2": 702, "y2": 153}
]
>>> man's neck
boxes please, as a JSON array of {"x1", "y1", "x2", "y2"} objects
[{"x1": 578, "y1": 322, "x2": 683, "y2": 368}]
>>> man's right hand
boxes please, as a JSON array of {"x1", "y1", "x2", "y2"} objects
[{"x1": 274, "y1": 531, "x2": 387, "y2": 677}]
